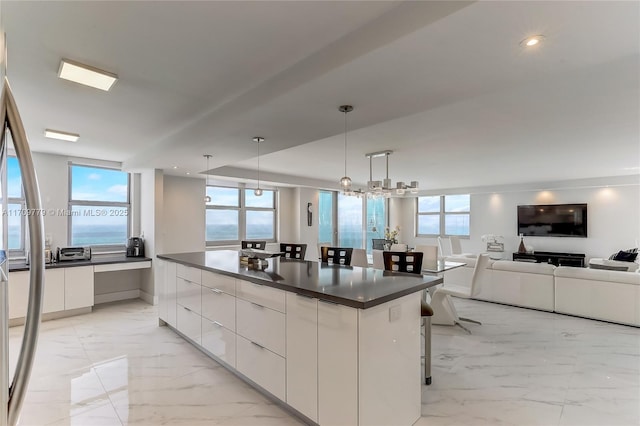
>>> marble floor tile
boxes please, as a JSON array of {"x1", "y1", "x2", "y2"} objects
[{"x1": 9, "y1": 298, "x2": 640, "y2": 425}]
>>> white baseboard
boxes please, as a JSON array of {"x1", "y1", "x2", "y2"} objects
[
  {"x1": 95, "y1": 289, "x2": 140, "y2": 305},
  {"x1": 139, "y1": 290, "x2": 157, "y2": 305}
]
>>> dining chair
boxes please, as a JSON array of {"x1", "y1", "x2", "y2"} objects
[
  {"x1": 320, "y1": 246, "x2": 353, "y2": 265},
  {"x1": 382, "y1": 251, "x2": 423, "y2": 274},
  {"x1": 372, "y1": 239, "x2": 392, "y2": 250},
  {"x1": 437, "y1": 236, "x2": 446, "y2": 258},
  {"x1": 431, "y1": 253, "x2": 489, "y2": 333},
  {"x1": 414, "y1": 245, "x2": 438, "y2": 264},
  {"x1": 350, "y1": 248, "x2": 368, "y2": 267},
  {"x1": 381, "y1": 251, "x2": 433, "y2": 384},
  {"x1": 317, "y1": 241, "x2": 331, "y2": 260},
  {"x1": 241, "y1": 240, "x2": 266, "y2": 250},
  {"x1": 389, "y1": 243, "x2": 408, "y2": 252},
  {"x1": 279, "y1": 243, "x2": 307, "y2": 260},
  {"x1": 372, "y1": 249, "x2": 385, "y2": 269}
]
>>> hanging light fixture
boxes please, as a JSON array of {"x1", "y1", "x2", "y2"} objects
[
  {"x1": 338, "y1": 105, "x2": 354, "y2": 191},
  {"x1": 362, "y1": 150, "x2": 419, "y2": 198},
  {"x1": 253, "y1": 136, "x2": 264, "y2": 196},
  {"x1": 203, "y1": 154, "x2": 212, "y2": 203}
]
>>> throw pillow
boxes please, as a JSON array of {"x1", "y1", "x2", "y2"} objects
[{"x1": 612, "y1": 250, "x2": 638, "y2": 262}]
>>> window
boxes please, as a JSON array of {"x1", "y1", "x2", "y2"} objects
[
  {"x1": 206, "y1": 186, "x2": 276, "y2": 244},
  {"x1": 319, "y1": 191, "x2": 387, "y2": 254},
  {"x1": 318, "y1": 191, "x2": 335, "y2": 245},
  {"x1": 7, "y1": 156, "x2": 25, "y2": 254},
  {"x1": 417, "y1": 194, "x2": 470, "y2": 237},
  {"x1": 69, "y1": 164, "x2": 130, "y2": 247},
  {"x1": 337, "y1": 193, "x2": 363, "y2": 249}
]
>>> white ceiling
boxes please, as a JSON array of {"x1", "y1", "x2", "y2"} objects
[{"x1": 3, "y1": 1, "x2": 639, "y2": 191}]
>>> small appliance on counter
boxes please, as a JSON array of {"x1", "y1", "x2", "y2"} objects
[
  {"x1": 57, "y1": 247, "x2": 92, "y2": 262},
  {"x1": 25, "y1": 248, "x2": 53, "y2": 265},
  {"x1": 126, "y1": 237, "x2": 145, "y2": 257}
]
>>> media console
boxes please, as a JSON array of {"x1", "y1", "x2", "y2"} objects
[{"x1": 512, "y1": 251, "x2": 585, "y2": 267}]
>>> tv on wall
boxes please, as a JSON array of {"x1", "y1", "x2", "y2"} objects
[{"x1": 517, "y1": 204, "x2": 587, "y2": 237}]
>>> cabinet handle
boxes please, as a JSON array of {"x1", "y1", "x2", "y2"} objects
[
  {"x1": 209, "y1": 288, "x2": 222, "y2": 294},
  {"x1": 319, "y1": 299, "x2": 339, "y2": 305},
  {"x1": 213, "y1": 321, "x2": 223, "y2": 327},
  {"x1": 296, "y1": 293, "x2": 315, "y2": 300},
  {"x1": 251, "y1": 341, "x2": 265, "y2": 350},
  {"x1": 182, "y1": 306, "x2": 192, "y2": 313},
  {"x1": 251, "y1": 302, "x2": 264, "y2": 309}
]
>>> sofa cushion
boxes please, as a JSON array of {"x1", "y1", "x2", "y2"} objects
[
  {"x1": 589, "y1": 258, "x2": 639, "y2": 272},
  {"x1": 492, "y1": 260, "x2": 556, "y2": 275},
  {"x1": 555, "y1": 266, "x2": 640, "y2": 285}
]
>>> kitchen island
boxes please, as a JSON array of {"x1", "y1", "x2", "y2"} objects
[{"x1": 157, "y1": 250, "x2": 442, "y2": 426}]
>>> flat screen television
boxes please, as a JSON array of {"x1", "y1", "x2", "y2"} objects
[{"x1": 517, "y1": 204, "x2": 587, "y2": 237}]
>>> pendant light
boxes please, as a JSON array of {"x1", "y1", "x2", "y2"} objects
[
  {"x1": 253, "y1": 136, "x2": 264, "y2": 196},
  {"x1": 338, "y1": 105, "x2": 354, "y2": 190},
  {"x1": 203, "y1": 154, "x2": 212, "y2": 203}
]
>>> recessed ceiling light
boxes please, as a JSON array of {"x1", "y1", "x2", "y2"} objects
[
  {"x1": 173, "y1": 166, "x2": 178, "y2": 169},
  {"x1": 44, "y1": 129, "x2": 79, "y2": 142},
  {"x1": 520, "y1": 35, "x2": 545, "y2": 48},
  {"x1": 186, "y1": 172, "x2": 191, "y2": 175},
  {"x1": 58, "y1": 59, "x2": 118, "y2": 91}
]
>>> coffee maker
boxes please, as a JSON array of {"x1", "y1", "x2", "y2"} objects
[{"x1": 126, "y1": 237, "x2": 145, "y2": 257}]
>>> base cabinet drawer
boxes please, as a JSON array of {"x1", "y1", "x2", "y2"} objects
[
  {"x1": 236, "y1": 299, "x2": 285, "y2": 356},
  {"x1": 201, "y1": 287, "x2": 235, "y2": 330},
  {"x1": 177, "y1": 277, "x2": 201, "y2": 314},
  {"x1": 177, "y1": 264, "x2": 202, "y2": 284},
  {"x1": 202, "y1": 271, "x2": 235, "y2": 295},
  {"x1": 236, "y1": 280, "x2": 285, "y2": 313},
  {"x1": 236, "y1": 335, "x2": 285, "y2": 401},
  {"x1": 177, "y1": 304, "x2": 201, "y2": 345},
  {"x1": 202, "y1": 317, "x2": 236, "y2": 368}
]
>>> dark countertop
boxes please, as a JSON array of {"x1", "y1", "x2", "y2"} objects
[
  {"x1": 9, "y1": 255, "x2": 152, "y2": 272},
  {"x1": 158, "y1": 250, "x2": 442, "y2": 309}
]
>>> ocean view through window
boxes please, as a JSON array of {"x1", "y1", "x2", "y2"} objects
[
  {"x1": 7, "y1": 156, "x2": 25, "y2": 253},
  {"x1": 417, "y1": 194, "x2": 470, "y2": 237},
  {"x1": 206, "y1": 186, "x2": 276, "y2": 244},
  {"x1": 69, "y1": 164, "x2": 130, "y2": 246}
]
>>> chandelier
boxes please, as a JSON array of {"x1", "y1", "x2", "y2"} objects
[{"x1": 344, "y1": 150, "x2": 419, "y2": 198}]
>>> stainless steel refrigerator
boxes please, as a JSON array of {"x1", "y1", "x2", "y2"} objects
[{"x1": 0, "y1": 75, "x2": 46, "y2": 425}]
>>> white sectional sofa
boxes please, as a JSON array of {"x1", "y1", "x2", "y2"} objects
[
  {"x1": 441, "y1": 256, "x2": 640, "y2": 327},
  {"x1": 476, "y1": 261, "x2": 556, "y2": 311},
  {"x1": 554, "y1": 267, "x2": 640, "y2": 327}
]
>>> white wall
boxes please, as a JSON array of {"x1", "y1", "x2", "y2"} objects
[
  {"x1": 162, "y1": 175, "x2": 205, "y2": 253},
  {"x1": 400, "y1": 183, "x2": 640, "y2": 261},
  {"x1": 288, "y1": 187, "x2": 319, "y2": 260}
]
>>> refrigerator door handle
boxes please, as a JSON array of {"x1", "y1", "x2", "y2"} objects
[{"x1": 1, "y1": 77, "x2": 46, "y2": 426}]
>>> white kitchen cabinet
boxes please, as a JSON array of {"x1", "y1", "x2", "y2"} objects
[
  {"x1": 176, "y1": 264, "x2": 201, "y2": 284},
  {"x1": 177, "y1": 303, "x2": 201, "y2": 345},
  {"x1": 43, "y1": 268, "x2": 65, "y2": 314},
  {"x1": 236, "y1": 298, "x2": 285, "y2": 357},
  {"x1": 176, "y1": 277, "x2": 201, "y2": 314},
  {"x1": 201, "y1": 316, "x2": 236, "y2": 367},
  {"x1": 236, "y1": 279, "x2": 285, "y2": 313},
  {"x1": 157, "y1": 259, "x2": 168, "y2": 321},
  {"x1": 202, "y1": 270, "x2": 235, "y2": 295},
  {"x1": 8, "y1": 271, "x2": 28, "y2": 319},
  {"x1": 286, "y1": 292, "x2": 318, "y2": 422},
  {"x1": 236, "y1": 335, "x2": 286, "y2": 401},
  {"x1": 64, "y1": 266, "x2": 94, "y2": 310},
  {"x1": 201, "y1": 286, "x2": 235, "y2": 331},
  {"x1": 318, "y1": 300, "x2": 358, "y2": 426},
  {"x1": 165, "y1": 261, "x2": 177, "y2": 327}
]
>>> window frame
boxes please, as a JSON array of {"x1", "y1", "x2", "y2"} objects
[
  {"x1": 7, "y1": 156, "x2": 26, "y2": 258},
  {"x1": 416, "y1": 194, "x2": 471, "y2": 238},
  {"x1": 205, "y1": 185, "x2": 278, "y2": 246},
  {"x1": 68, "y1": 162, "x2": 131, "y2": 251}
]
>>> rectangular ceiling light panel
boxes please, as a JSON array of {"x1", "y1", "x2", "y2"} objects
[
  {"x1": 58, "y1": 59, "x2": 118, "y2": 91},
  {"x1": 44, "y1": 129, "x2": 80, "y2": 142}
]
